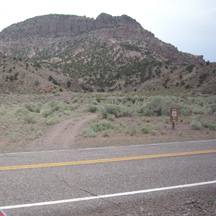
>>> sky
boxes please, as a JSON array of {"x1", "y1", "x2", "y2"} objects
[{"x1": 0, "y1": 0, "x2": 215, "y2": 62}]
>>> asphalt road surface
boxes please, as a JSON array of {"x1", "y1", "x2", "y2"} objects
[{"x1": 0, "y1": 139, "x2": 216, "y2": 215}]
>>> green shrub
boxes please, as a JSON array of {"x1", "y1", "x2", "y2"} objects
[
  {"x1": 101, "y1": 104, "x2": 132, "y2": 118},
  {"x1": 151, "y1": 129, "x2": 156, "y2": 135},
  {"x1": 178, "y1": 103, "x2": 192, "y2": 116},
  {"x1": 43, "y1": 116, "x2": 60, "y2": 125},
  {"x1": 177, "y1": 131, "x2": 183, "y2": 136},
  {"x1": 61, "y1": 110, "x2": 72, "y2": 116},
  {"x1": 16, "y1": 107, "x2": 29, "y2": 115},
  {"x1": 129, "y1": 124, "x2": 137, "y2": 136},
  {"x1": 67, "y1": 81, "x2": 71, "y2": 88},
  {"x1": 209, "y1": 104, "x2": 216, "y2": 114},
  {"x1": 72, "y1": 97, "x2": 79, "y2": 102},
  {"x1": 0, "y1": 106, "x2": 7, "y2": 116},
  {"x1": 42, "y1": 109, "x2": 53, "y2": 117},
  {"x1": 186, "y1": 64, "x2": 195, "y2": 72},
  {"x1": 141, "y1": 126, "x2": 150, "y2": 134},
  {"x1": 199, "y1": 73, "x2": 209, "y2": 84},
  {"x1": 46, "y1": 100, "x2": 62, "y2": 112},
  {"x1": 23, "y1": 114, "x2": 37, "y2": 124},
  {"x1": 192, "y1": 106, "x2": 204, "y2": 115},
  {"x1": 67, "y1": 104, "x2": 77, "y2": 111},
  {"x1": 81, "y1": 128, "x2": 97, "y2": 137},
  {"x1": 102, "y1": 130, "x2": 110, "y2": 137},
  {"x1": 107, "y1": 114, "x2": 115, "y2": 121},
  {"x1": 138, "y1": 97, "x2": 171, "y2": 116},
  {"x1": 190, "y1": 119, "x2": 202, "y2": 130},
  {"x1": 113, "y1": 124, "x2": 124, "y2": 133},
  {"x1": 201, "y1": 120, "x2": 216, "y2": 130},
  {"x1": 24, "y1": 103, "x2": 42, "y2": 113},
  {"x1": 45, "y1": 100, "x2": 76, "y2": 115},
  {"x1": 83, "y1": 104, "x2": 98, "y2": 113},
  {"x1": 91, "y1": 120, "x2": 113, "y2": 132},
  {"x1": 161, "y1": 131, "x2": 167, "y2": 135}
]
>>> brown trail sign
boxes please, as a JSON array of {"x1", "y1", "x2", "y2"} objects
[{"x1": 170, "y1": 108, "x2": 179, "y2": 129}]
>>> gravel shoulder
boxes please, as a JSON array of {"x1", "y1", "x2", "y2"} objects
[{"x1": 79, "y1": 185, "x2": 216, "y2": 216}]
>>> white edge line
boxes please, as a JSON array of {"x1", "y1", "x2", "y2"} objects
[
  {"x1": 1, "y1": 139, "x2": 216, "y2": 156},
  {"x1": 1, "y1": 180, "x2": 216, "y2": 210}
]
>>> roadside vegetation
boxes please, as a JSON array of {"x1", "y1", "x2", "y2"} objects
[{"x1": 0, "y1": 92, "x2": 216, "y2": 150}]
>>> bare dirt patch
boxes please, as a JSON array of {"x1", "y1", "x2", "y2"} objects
[{"x1": 18, "y1": 114, "x2": 97, "y2": 152}]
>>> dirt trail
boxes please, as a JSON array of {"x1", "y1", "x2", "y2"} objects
[{"x1": 25, "y1": 114, "x2": 97, "y2": 151}]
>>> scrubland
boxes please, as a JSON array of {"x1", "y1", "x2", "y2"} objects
[{"x1": 0, "y1": 92, "x2": 216, "y2": 152}]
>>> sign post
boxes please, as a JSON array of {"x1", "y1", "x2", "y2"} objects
[{"x1": 170, "y1": 108, "x2": 179, "y2": 129}]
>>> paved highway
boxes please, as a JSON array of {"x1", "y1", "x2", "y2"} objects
[{"x1": 0, "y1": 139, "x2": 216, "y2": 215}]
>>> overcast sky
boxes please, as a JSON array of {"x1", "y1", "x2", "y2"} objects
[{"x1": 0, "y1": 0, "x2": 215, "y2": 62}]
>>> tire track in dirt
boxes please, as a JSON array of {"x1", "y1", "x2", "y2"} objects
[{"x1": 26, "y1": 114, "x2": 97, "y2": 151}]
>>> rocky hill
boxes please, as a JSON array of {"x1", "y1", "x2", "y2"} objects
[
  {"x1": 0, "y1": 13, "x2": 215, "y2": 94},
  {"x1": 0, "y1": 52, "x2": 82, "y2": 94}
]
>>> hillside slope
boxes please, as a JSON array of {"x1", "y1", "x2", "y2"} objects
[
  {"x1": 0, "y1": 13, "x2": 215, "y2": 94},
  {"x1": 0, "y1": 52, "x2": 82, "y2": 94}
]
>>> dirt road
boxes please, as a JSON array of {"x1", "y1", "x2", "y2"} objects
[{"x1": 24, "y1": 114, "x2": 97, "y2": 151}]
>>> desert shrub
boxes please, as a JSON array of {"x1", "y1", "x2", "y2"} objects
[
  {"x1": 43, "y1": 115, "x2": 60, "y2": 125},
  {"x1": 199, "y1": 73, "x2": 209, "y2": 84},
  {"x1": 67, "y1": 104, "x2": 77, "y2": 111},
  {"x1": 177, "y1": 131, "x2": 184, "y2": 136},
  {"x1": 81, "y1": 128, "x2": 97, "y2": 137},
  {"x1": 129, "y1": 124, "x2": 137, "y2": 136},
  {"x1": 91, "y1": 120, "x2": 113, "y2": 132},
  {"x1": 186, "y1": 64, "x2": 195, "y2": 72},
  {"x1": 72, "y1": 97, "x2": 79, "y2": 102},
  {"x1": 24, "y1": 102, "x2": 42, "y2": 113},
  {"x1": 201, "y1": 120, "x2": 216, "y2": 130},
  {"x1": 107, "y1": 114, "x2": 115, "y2": 121},
  {"x1": 101, "y1": 104, "x2": 132, "y2": 118},
  {"x1": 151, "y1": 129, "x2": 157, "y2": 135},
  {"x1": 23, "y1": 114, "x2": 37, "y2": 124},
  {"x1": 46, "y1": 100, "x2": 62, "y2": 112},
  {"x1": 192, "y1": 106, "x2": 205, "y2": 115},
  {"x1": 164, "y1": 116, "x2": 170, "y2": 124},
  {"x1": 141, "y1": 126, "x2": 150, "y2": 134},
  {"x1": 83, "y1": 104, "x2": 99, "y2": 113},
  {"x1": 161, "y1": 131, "x2": 167, "y2": 135},
  {"x1": 102, "y1": 130, "x2": 110, "y2": 137},
  {"x1": 137, "y1": 97, "x2": 171, "y2": 116},
  {"x1": 16, "y1": 107, "x2": 29, "y2": 115},
  {"x1": 178, "y1": 103, "x2": 192, "y2": 116},
  {"x1": 208, "y1": 104, "x2": 216, "y2": 114},
  {"x1": 0, "y1": 106, "x2": 8, "y2": 116},
  {"x1": 67, "y1": 81, "x2": 71, "y2": 88},
  {"x1": 42, "y1": 109, "x2": 53, "y2": 117},
  {"x1": 190, "y1": 119, "x2": 202, "y2": 130},
  {"x1": 107, "y1": 96, "x2": 118, "y2": 104},
  {"x1": 45, "y1": 100, "x2": 76, "y2": 115},
  {"x1": 61, "y1": 110, "x2": 72, "y2": 116}
]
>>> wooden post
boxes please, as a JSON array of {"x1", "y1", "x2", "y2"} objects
[{"x1": 172, "y1": 122, "x2": 175, "y2": 130}]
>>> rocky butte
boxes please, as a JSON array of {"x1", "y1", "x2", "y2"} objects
[
  {"x1": 1, "y1": 13, "x2": 215, "y2": 95},
  {"x1": 0, "y1": 13, "x2": 203, "y2": 63}
]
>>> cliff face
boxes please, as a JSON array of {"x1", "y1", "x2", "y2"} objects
[
  {"x1": 0, "y1": 13, "x2": 143, "y2": 39},
  {"x1": 0, "y1": 13, "x2": 203, "y2": 65}
]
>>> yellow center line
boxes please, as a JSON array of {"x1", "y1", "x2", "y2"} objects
[{"x1": 0, "y1": 150, "x2": 216, "y2": 171}]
